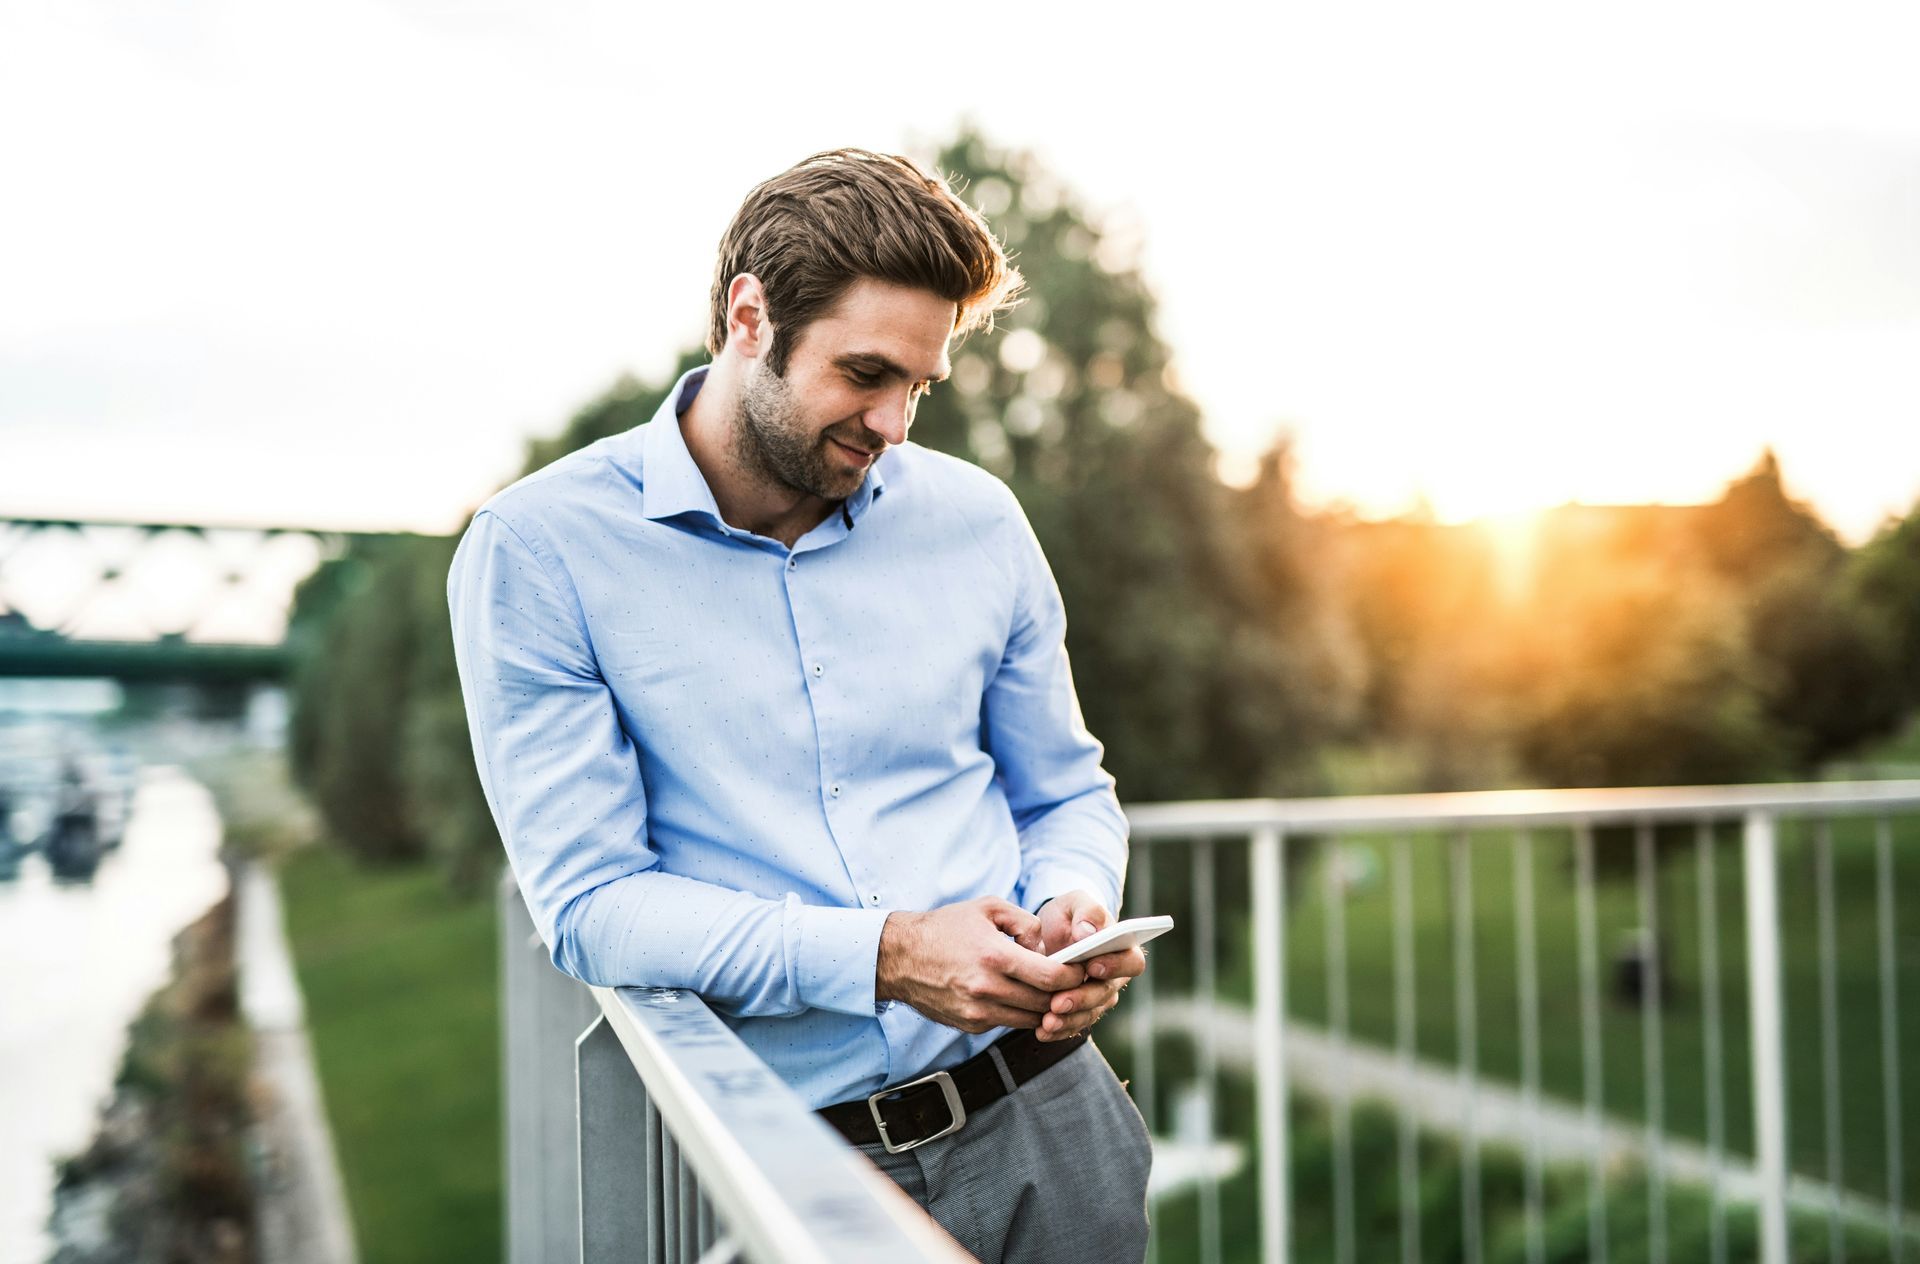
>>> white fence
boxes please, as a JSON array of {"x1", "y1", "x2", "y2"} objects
[
  {"x1": 503, "y1": 780, "x2": 1920, "y2": 1263},
  {"x1": 1124, "y1": 781, "x2": 1920, "y2": 1264}
]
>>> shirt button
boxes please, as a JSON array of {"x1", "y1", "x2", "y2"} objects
[
  {"x1": 830, "y1": 784, "x2": 842, "y2": 798},
  {"x1": 787, "y1": 557, "x2": 797, "y2": 570},
  {"x1": 868, "y1": 894, "x2": 881, "y2": 905},
  {"x1": 811, "y1": 663, "x2": 823, "y2": 677}
]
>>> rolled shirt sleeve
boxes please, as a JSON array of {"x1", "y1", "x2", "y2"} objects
[
  {"x1": 982, "y1": 491, "x2": 1130, "y2": 921},
  {"x1": 448, "y1": 509, "x2": 887, "y2": 1017}
]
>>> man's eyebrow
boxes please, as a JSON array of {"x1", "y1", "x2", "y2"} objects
[{"x1": 834, "y1": 352, "x2": 951, "y2": 383}]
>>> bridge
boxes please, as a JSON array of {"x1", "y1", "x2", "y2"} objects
[{"x1": 0, "y1": 515, "x2": 412, "y2": 683}]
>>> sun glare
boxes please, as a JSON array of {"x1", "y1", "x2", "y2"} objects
[{"x1": 1476, "y1": 509, "x2": 1551, "y2": 601}]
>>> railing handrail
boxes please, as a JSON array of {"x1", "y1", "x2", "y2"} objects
[
  {"x1": 585, "y1": 983, "x2": 973, "y2": 1264},
  {"x1": 1125, "y1": 778, "x2": 1920, "y2": 838}
]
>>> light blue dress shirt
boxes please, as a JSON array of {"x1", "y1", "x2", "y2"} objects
[{"x1": 448, "y1": 364, "x2": 1128, "y2": 1108}]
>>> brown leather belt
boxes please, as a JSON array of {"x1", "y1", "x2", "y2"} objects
[{"x1": 818, "y1": 1028, "x2": 1088, "y2": 1153}]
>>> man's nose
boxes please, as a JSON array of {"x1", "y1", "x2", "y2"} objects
[{"x1": 863, "y1": 385, "x2": 914, "y2": 448}]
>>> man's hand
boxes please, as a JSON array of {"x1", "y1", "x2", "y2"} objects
[
  {"x1": 1034, "y1": 890, "x2": 1147, "y2": 1042},
  {"x1": 877, "y1": 896, "x2": 1088, "y2": 1034}
]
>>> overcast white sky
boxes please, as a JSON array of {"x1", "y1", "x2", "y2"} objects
[{"x1": 4, "y1": 0, "x2": 1918, "y2": 541}]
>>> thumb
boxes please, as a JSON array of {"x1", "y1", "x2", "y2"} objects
[{"x1": 1060, "y1": 894, "x2": 1111, "y2": 939}]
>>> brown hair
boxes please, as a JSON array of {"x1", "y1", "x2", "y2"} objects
[{"x1": 706, "y1": 148, "x2": 1024, "y2": 375}]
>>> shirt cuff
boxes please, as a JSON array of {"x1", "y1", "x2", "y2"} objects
[
  {"x1": 1020, "y1": 868, "x2": 1123, "y2": 920},
  {"x1": 790, "y1": 902, "x2": 891, "y2": 1017}
]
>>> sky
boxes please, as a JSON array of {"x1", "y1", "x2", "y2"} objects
[{"x1": 3, "y1": 0, "x2": 1919, "y2": 543}]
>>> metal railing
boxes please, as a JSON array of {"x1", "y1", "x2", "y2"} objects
[
  {"x1": 1123, "y1": 781, "x2": 1920, "y2": 1264},
  {"x1": 503, "y1": 780, "x2": 1920, "y2": 1263},
  {"x1": 499, "y1": 879, "x2": 973, "y2": 1264}
]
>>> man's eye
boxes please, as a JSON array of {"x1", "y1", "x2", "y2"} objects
[{"x1": 847, "y1": 371, "x2": 878, "y2": 387}]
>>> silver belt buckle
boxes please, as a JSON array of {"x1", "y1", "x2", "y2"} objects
[{"x1": 867, "y1": 1069, "x2": 967, "y2": 1154}]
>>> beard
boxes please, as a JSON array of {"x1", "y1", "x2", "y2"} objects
[{"x1": 734, "y1": 362, "x2": 880, "y2": 502}]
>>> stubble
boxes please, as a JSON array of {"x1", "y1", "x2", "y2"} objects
[{"x1": 734, "y1": 365, "x2": 871, "y2": 503}]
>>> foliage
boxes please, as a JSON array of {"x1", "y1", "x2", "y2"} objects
[
  {"x1": 1852, "y1": 496, "x2": 1920, "y2": 716},
  {"x1": 1509, "y1": 539, "x2": 1784, "y2": 787},
  {"x1": 288, "y1": 538, "x2": 430, "y2": 862},
  {"x1": 1324, "y1": 451, "x2": 1914, "y2": 790},
  {"x1": 908, "y1": 131, "x2": 1358, "y2": 800}
]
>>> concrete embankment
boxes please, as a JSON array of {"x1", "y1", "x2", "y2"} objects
[{"x1": 238, "y1": 861, "x2": 360, "y2": 1264}]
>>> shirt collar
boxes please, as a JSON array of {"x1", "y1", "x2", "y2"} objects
[
  {"x1": 639, "y1": 365, "x2": 724, "y2": 523},
  {"x1": 639, "y1": 364, "x2": 889, "y2": 528}
]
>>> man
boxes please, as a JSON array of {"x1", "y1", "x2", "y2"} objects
[{"x1": 448, "y1": 148, "x2": 1152, "y2": 1262}]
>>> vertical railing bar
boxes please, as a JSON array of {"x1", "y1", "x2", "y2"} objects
[
  {"x1": 1251, "y1": 826, "x2": 1289, "y2": 1264},
  {"x1": 1514, "y1": 828, "x2": 1545, "y2": 1264},
  {"x1": 1817, "y1": 817, "x2": 1845, "y2": 1264},
  {"x1": 1636, "y1": 819, "x2": 1667, "y2": 1264},
  {"x1": 1576, "y1": 820, "x2": 1610, "y2": 1264},
  {"x1": 1131, "y1": 842, "x2": 1160, "y2": 1264},
  {"x1": 1394, "y1": 832, "x2": 1421, "y2": 1264},
  {"x1": 1326, "y1": 833, "x2": 1355, "y2": 1264},
  {"x1": 698, "y1": 1188, "x2": 716, "y2": 1256},
  {"x1": 661, "y1": 1129, "x2": 680, "y2": 1264},
  {"x1": 1195, "y1": 837, "x2": 1221, "y2": 1264},
  {"x1": 1744, "y1": 808, "x2": 1791, "y2": 1264},
  {"x1": 1876, "y1": 816, "x2": 1905, "y2": 1264},
  {"x1": 679, "y1": 1148, "x2": 698, "y2": 1264},
  {"x1": 1697, "y1": 818, "x2": 1728, "y2": 1264},
  {"x1": 576, "y1": 1016, "x2": 650, "y2": 1264},
  {"x1": 645, "y1": 1097, "x2": 664, "y2": 1264},
  {"x1": 1451, "y1": 828, "x2": 1482, "y2": 1264}
]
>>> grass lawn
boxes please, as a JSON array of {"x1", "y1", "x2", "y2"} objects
[
  {"x1": 1119, "y1": 1056, "x2": 1911, "y2": 1264},
  {"x1": 278, "y1": 846, "x2": 500, "y2": 1264},
  {"x1": 1129, "y1": 809, "x2": 1920, "y2": 1212}
]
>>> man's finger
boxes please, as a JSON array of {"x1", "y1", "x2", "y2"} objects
[
  {"x1": 1000, "y1": 943, "x2": 1086, "y2": 993},
  {"x1": 984, "y1": 972, "x2": 1059, "y2": 1015},
  {"x1": 1083, "y1": 945, "x2": 1147, "y2": 981},
  {"x1": 1049, "y1": 978, "x2": 1120, "y2": 1015},
  {"x1": 985, "y1": 898, "x2": 1043, "y2": 949},
  {"x1": 1041, "y1": 990, "x2": 1121, "y2": 1039},
  {"x1": 969, "y1": 1001, "x2": 1046, "y2": 1032}
]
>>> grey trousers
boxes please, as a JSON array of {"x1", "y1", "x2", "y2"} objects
[{"x1": 851, "y1": 1038, "x2": 1153, "y2": 1264}]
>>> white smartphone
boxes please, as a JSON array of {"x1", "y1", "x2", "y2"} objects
[{"x1": 1046, "y1": 915, "x2": 1175, "y2": 965}]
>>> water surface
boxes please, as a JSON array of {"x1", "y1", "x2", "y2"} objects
[{"x1": 0, "y1": 767, "x2": 229, "y2": 1264}]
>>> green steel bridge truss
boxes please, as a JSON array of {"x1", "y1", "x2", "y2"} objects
[{"x1": 0, "y1": 515, "x2": 401, "y2": 682}]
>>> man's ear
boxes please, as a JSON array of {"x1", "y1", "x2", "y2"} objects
[{"x1": 726, "y1": 273, "x2": 773, "y2": 360}]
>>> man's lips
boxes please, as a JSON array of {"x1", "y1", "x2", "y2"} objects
[{"x1": 831, "y1": 437, "x2": 881, "y2": 465}]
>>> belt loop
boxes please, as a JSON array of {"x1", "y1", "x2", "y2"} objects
[{"x1": 988, "y1": 1042, "x2": 1020, "y2": 1096}]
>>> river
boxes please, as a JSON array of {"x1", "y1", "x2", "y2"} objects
[{"x1": 0, "y1": 765, "x2": 230, "y2": 1264}]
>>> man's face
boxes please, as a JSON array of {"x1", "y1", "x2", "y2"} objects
[{"x1": 735, "y1": 278, "x2": 955, "y2": 502}]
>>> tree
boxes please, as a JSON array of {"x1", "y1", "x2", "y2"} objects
[
  {"x1": 287, "y1": 536, "x2": 436, "y2": 863},
  {"x1": 1851, "y1": 498, "x2": 1920, "y2": 720},
  {"x1": 1508, "y1": 552, "x2": 1784, "y2": 787},
  {"x1": 906, "y1": 129, "x2": 1355, "y2": 801}
]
